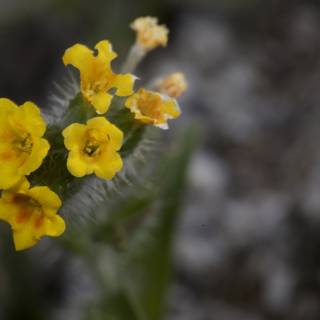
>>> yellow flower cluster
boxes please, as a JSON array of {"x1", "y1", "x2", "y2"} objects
[
  {"x1": 0, "y1": 16, "x2": 186, "y2": 251},
  {"x1": 0, "y1": 99, "x2": 65, "y2": 250}
]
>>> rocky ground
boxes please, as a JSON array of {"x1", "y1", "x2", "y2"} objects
[{"x1": 164, "y1": 2, "x2": 320, "y2": 319}]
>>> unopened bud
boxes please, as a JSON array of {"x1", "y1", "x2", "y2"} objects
[
  {"x1": 131, "y1": 16, "x2": 168, "y2": 52},
  {"x1": 156, "y1": 72, "x2": 188, "y2": 98}
]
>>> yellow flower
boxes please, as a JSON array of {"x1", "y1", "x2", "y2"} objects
[
  {"x1": 63, "y1": 117, "x2": 123, "y2": 180},
  {"x1": 125, "y1": 88, "x2": 181, "y2": 129},
  {"x1": 63, "y1": 40, "x2": 136, "y2": 114},
  {"x1": 0, "y1": 178, "x2": 65, "y2": 251},
  {"x1": 131, "y1": 16, "x2": 168, "y2": 51},
  {"x1": 156, "y1": 72, "x2": 188, "y2": 98},
  {"x1": 0, "y1": 98, "x2": 50, "y2": 189}
]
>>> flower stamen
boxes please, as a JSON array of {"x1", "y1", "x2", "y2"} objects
[
  {"x1": 84, "y1": 142, "x2": 100, "y2": 157},
  {"x1": 13, "y1": 133, "x2": 33, "y2": 154}
]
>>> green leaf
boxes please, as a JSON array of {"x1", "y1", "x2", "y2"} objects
[{"x1": 122, "y1": 126, "x2": 197, "y2": 320}]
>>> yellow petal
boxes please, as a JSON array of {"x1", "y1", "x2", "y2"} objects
[
  {"x1": 134, "y1": 114, "x2": 155, "y2": 124},
  {"x1": 0, "y1": 200, "x2": 14, "y2": 221},
  {"x1": 88, "y1": 91, "x2": 113, "y2": 114},
  {"x1": 62, "y1": 123, "x2": 87, "y2": 150},
  {"x1": 13, "y1": 222, "x2": 37, "y2": 251},
  {"x1": 0, "y1": 141, "x2": 14, "y2": 157},
  {"x1": 9, "y1": 177, "x2": 30, "y2": 192},
  {"x1": 67, "y1": 150, "x2": 92, "y2": 177},
  {"x1": 28, "y1": 186, "x2": 62, "y2": 210},
  {"x1": 106, "y1": 127, "x2": 123, "y2": 151},
  {"x1": 113, "y1": 74, "x2": 135, "y2": 96},
  {"x1": 42, "y1": 208, "x2": 59, "y2": 218},
  {"x1": 17, "y1": 102, "x2": 46, "y2": 137},
  {"x1": 1, "y1": 100, "x2": 46, "y2": 138},
  {"x1": 86, "y1": 116, "x2": 109, "y2": 129},
  {"x1": 87, "y1": 117, "x2": 123, "y2": 150},
  {"x1": 44, "y1": 215, "x2": 66, "y2": 237},
  {"x1": 162, "y1": 98, "x2": 181, "y2": 119},
  {"x1": 94, "y1": 151, "x2": 123, "y2": 180},
  {"x1": 95, "y1": 40, "x2": 117, "y2": 63},
  {"x1": 20, "y1": 138, "x2": 50, "y2": 175},
  {"x1": 0, "y1": 203, "x2": 26, "y2": 230},
  {"x1": 0, "y1": 145, "x2": 32, "y2": 190},
  {"x1": 0, "y1": 164, "x2": 22, "y2": 189},
  {"x1": 0, "y1": 98, "x2": 17, "y2": 115},
  {"x1": 124, "y1": 93, "x2": 156, "y2": 124},
  {"x1": 124, "y1": 94, "x2": 135, "y2": 108},
  {"x1": 63, "y1": 43, "x2": 93, "y2": 73},
  {"x1": 0, "y1": 99, "x2": 17, "y2": 130}
]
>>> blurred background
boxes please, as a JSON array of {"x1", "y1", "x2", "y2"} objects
[{"x1": 1, "y1": 0, "x2": 320, "y2": 319}]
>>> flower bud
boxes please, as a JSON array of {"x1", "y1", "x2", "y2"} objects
[
  {"x1": 131, "y1": 16, "x2": 168, "y2": 52},
  {"x1": 156, "y1": 72, "x2": 188, "y2": 98}
]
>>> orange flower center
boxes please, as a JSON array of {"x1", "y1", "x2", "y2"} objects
[
  {"x1": 12, "y1": 193, "x2": 44, "y2": 228},
  {"x1": 138, "y1": 93, "x2": 162, "y2": 120}
]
